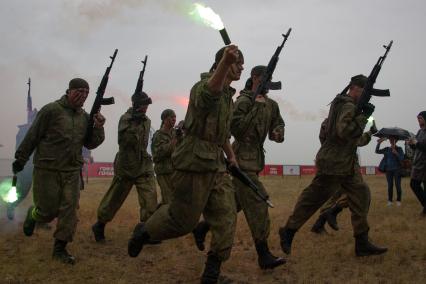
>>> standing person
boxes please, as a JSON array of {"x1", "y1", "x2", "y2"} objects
[
  {"x1": 230, "y1": 65, "x2": 285, "y2": 269},
  {"x1": 279, "y1": 75, "x2": 387, "y2": 257},
  {"x1": 92, "y1": 91, "x2": 157, "y2": 243},
  {"x1": 407, "y1": 111, "x2": 426, "y2": 215},
  {"x1": 376, "y1": 137, "x2": 404, "y2": 206},
  {"x1": 128, "y1": 45, "x2": 243, "y2": 284},
  {"x1": 151, "y1": 109, "x2": 177, "y2": 204},
  {"x1": 12, "y1": 78, "x2": 106, "y2": 264}
]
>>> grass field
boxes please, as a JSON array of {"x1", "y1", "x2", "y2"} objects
[{"x1": 0, "y1": 175, "x2": 425, "y2": 283}]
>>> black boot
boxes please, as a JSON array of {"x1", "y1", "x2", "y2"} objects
[
  {"x1": 311, "y1": 214, "x2": 327, "y2": 234},
  {"x1": 201, "y1": 253, "x2": 222, "y2": 284},
  {"x1": 23, "y1": 206, "x2": 36, "y2": 237},
  {"x1": 278, "y1": 227, "x2": 296, "y2": 255},
  {"x1": 52, "y1": 239, "x2": 76, "y2": 265},
  {"x1": 92, "y1": 221, "x2": 106, "y2": 243},
  {"x1": 355, "y1": 232, "x2": 388, "y2": 256},
  {"x1": 192, "y1": 221, "x2": 210, "y2": 251},
  {"x1": 255, "y1": 240, "x2": 286, "y2": 269},
  {"x1": 6, "y1": 204, "x2": 15, "y2": 221},
  {"x1": 324, "y1": 204, "x2": 343, "y2": 231},
  {"x1": 128, "y1": 222, "x2": 150, "y2": 257}
]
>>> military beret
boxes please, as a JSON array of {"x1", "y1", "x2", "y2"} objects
[
  {"x1": 161, "y1": 109, "x2": 176, "y2": 121},
  {"x1": 69, "y1": 78, "x2": 89, "y2": 90},
  {"x1": 132, "y1": 91, "x2": 152, "y2": 106},
  {"x1": 251, "y1": 65, "x2": 267, "y2": 77},
  {"x1": 350, "y1": 74, "x2": 368, "y2": 88}
]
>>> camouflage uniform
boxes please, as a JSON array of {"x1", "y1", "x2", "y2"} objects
[
  {"x1": 143, "y1": 72, "x2": 237, "y2": 261},
  {"x1": 231, "y1": 89, "x2": 284, "y2": 243},
  {"x1": 151, "y1": 128, "x2": 175, "y2": 204},
  {"x1": 97, "y1": 108, "x2": 157, "y2": 224},
  {"x1": 14, "y1": 95, "x2": 105, "y2": 242},
  {"x1": 285, "y1": 94, "x2": 371, "y2": 236},
  {"x1": 319, "y1": 132, "x2": 372, "y2": 214}
]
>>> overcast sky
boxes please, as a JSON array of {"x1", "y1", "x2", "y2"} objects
[{"x1": 0, "y1": 0, "x2": 424, "y2": 166}]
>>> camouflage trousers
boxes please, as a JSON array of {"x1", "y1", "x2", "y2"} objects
[
  {"x1": 286, "y1": 172, "x2": 370, "y2": 236},
  {"x1": 31, "y1": 168, "x2": 80, "y2": 242},
  {"x1": 234, "y1": 172, "x2": 270, "y2": 243},
  {"x1": 145, "y1": 171, "x2": 237, "y2": 261},
  {"x1": 319, "y1": 189, "x2": 348, "y2": 214},
  {"x1": 156, "y1": 174, "x2": 174, "y2": 205},
  {"x1": 97, "y1": 174, "x2": 157, "y2": 224}
]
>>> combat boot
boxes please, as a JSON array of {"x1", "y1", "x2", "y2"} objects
[
  {"x1": 324, "y1": 204, "x2": 343, "y2": 231},
  {"x1": 355, "y1": 232, "x2": 388, "y2": 256},
  {"x1": 311, "y1": 214, "x2": 327, "y2": 234},
  {"x1": 92, "y1": 221, "x2": 106, "y2": 243},
  {"x1": 52, "y1": 239, "x2": 76, "y2": 265},
  {"x1": 201, "y1": 253, "x2": 222, "y2": 284},
  {"x1": 192, "y1": 220, "x2": 210, "y2": 251},
  {"x1": 23, "y1": 206, "x2": 36, "y2": 236},
  {"x1": 279, "y1": 227, "x2": 296, "y2": 255},
  {"x1": 255, "y1": 240, "x2": 286, "y2": 269},
  {"x1": 128, "y1": 222, "x2": 151, "y2": 257},
  {"x1": 6, "y1": 204, "x2": 15, "y2": 221}
]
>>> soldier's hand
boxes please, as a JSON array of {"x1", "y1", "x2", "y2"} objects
[
  {"x1": 222, "y1": 45, "x2": 240, "y2": 66},
  {"x1": 227, "y1": 156, "x2": 238, "y2": 168},
  {"x1": 272, "y1": 130, "x2": 284, "y2": 143},
  {"x1": 255, "y1": 95, "x2": 266, "y2": 103},
  {"x1": 94, "y1": 112, "x2": 106, "y2": 128},
  {"x1": 12, "y1": 160, "x2": 24, "y2": 174},
  {"x1": 369, "y1": 120, "x2": 378, "y2": 134},
  {"x1": 362, "y1": 103, "x2": 375, "y2": 118}
]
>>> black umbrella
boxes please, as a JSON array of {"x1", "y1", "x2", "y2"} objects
[{"x1": 373, "y1": 127, "x2": 411, "y2": 140}]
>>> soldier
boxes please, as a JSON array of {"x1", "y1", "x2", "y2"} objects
[
  {"x1": 128, "y1": 45, "x2": 243, "y2": 284},
  {"x1": 407, "y1": 111, "x2": 426, "y2": 215},
  {"x1": 12, "y1": 78, "x2": 106, "y2": 264},
  {"x1": 311, "y1": 121, "x2": 377, "y2": 233},
  {"x1": 92, "y1": 91, "x2": 157, "y2": 243},
  {"x1": 151, "y1": 109, "x2": 177, "y2": 204},
  {"x1": 230, "y1": 65, "x2": 285, "y2": 269},
  {"x1": 279, "y1": 75, "x2": 388, "y2": 257}
]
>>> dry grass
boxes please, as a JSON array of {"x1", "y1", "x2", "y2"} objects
[{"x1": 0, "y1": 176, "x2": 425, "y2": 284}]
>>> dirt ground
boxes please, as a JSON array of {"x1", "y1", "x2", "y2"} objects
[{"x1": 0, "y1": 175, "x2": 425, "y2": 283}]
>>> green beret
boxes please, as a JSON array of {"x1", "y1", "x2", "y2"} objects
[
  {"x1": 350, "y1": 74, "x2": 368, "y2": 88},
  {"x1": 69, "y1": 78, "x2": 89, "y2": 90},
  {"x1": 251, "y1": 65, "x2": 267, "y2": 77},
  {"x1": 161, "y1": 109, "x2": 176, "y2": 121}
]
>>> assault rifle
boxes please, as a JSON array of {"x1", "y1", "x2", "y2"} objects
[
  {"x1": 252, "y1": 28, "x2": 292, "y2": 103},
  {"x1": 225, "y1": 159, "x2": 274, "y2": 208},
  {"x1": 85, "y1": 49, "x2": 118, "y2": 144},
  {"x1": 356, "y1": 41, "x2": 393, "y2": 115},
  {"x1": 132, "y1": 55, "x2": 152, "y2": 110}
]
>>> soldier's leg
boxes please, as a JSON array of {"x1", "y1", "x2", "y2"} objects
[
  {"x1": 156, "y1": 174, "x2": 174, "y2": 205},
  {"x1": 23, "y1": 168, "x2": 61, "y2": 236},
  {"x1": 342, "y1": 173, "x2": 387, "y2": 256},
  {"x1": 96, "y1": 175, "x2": 134, "y2": 224},
  {"x1": 280, "y1": 174, "x2": 340, "y2": 254},
  {"x1": 202, "y1": 173, "x2": 236, "y2": 282},
  {"x1": 409, "y1": 179, "x2": 426, "y2": 210},
  {"x1": 135, "y1": 174, "x2": 158, "y2": 222},
  {"x1": 51, "y1": 170, "x2": 81, "y2": 265}
]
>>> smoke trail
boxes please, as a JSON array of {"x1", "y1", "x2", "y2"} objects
[{"x1": 272, "y1": 97, "x2": 328, "y2": 121}]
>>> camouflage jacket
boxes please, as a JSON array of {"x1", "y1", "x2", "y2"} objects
[
  {"x1": 15, "y1": 95, "x2": 105, "y2": 171},
  {"x1": 231, "y1": 90, "x2": 285, "y2": 172},
  {"x1": 315, "y1": 94, "x2": 368, "y2": 175},
  {"x1": 114, "y1": 108, "x2": 153, "y2": 178},
  {"x1": 151, "y1": 128, "x2": 175, "y2": 175},
  {"x1": 172, "y1": 72, "x2": 234, "y2": 172}
]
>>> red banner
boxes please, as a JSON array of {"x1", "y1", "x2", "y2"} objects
[
  {"x1": 300, "y1": 165, "x2": 317, "y2": 175},
  {"x1": 260, "y1": 165, "x2": 283, "y2": 176},
  {"x1": 87, "y1": 162, "x2": 114, "y2": 177}
]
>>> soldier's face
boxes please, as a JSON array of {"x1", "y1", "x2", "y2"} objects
[
  {"x1": 349, "y1": 85, "x2": 364, "y2": 102},
  {"x1": 68, "y1": 88, "x2": 89, "y2": 108},
  {"x1": 227, "y1": 58, "x2": 244, "y2": 81},
  {"x1": 136, "y1": 105, "x2": 148, "y2": 114},
  {"x1": 418, "y1": 116, "x2": 425, "y2": 128},
  {"x1": 165, "y1": 115, "x2": 176, "y2": 128}
]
